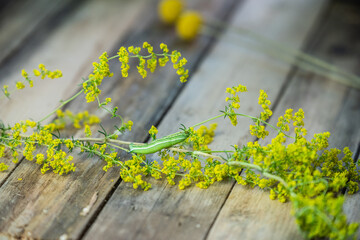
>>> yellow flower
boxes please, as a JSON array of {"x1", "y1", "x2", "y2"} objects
[
  {"x1": 148, "y1": 125, "x2": 158, "y2": 139},
  {"x1": 2, "y1": 85, "x2": 9, "y2": 97},
  {"x1": 33, "y1": 69, "x2": 41, "y2": 76},
  {"x1": 125, "y1": 120, "x2": 133, "y2": 131},
  {"x1": 0, "y1": 163, "x2": 8, "y2": 171},
  {"x1": 158, "y1": 0, "x2": 183, "y2": 24},
  {"x1": 84, "y1": 124, "x2": 92, "y2": 137},
  {"x1": 105, "y1": 98, "x2": 112, "y2": 105},
  {"x1": 16, "y1": 81, "x2": 25, "y2": 89},
  {"x1": 176, "y1": 11, "x2": 202, "y2": 41},
  {"x1": 21, "y1": 69, "x2": 28, "y2": 78}
]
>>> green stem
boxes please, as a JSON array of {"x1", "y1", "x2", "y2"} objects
[
  {"x1": 37, "y1": 89, "x2": 84, "y2": 123},
  {"x1": 191, "y1": 113, "x2": 225, "y2": 128},
  {"x1": 106, "y1": 142, "x2": 129, "y2": 152},
  {"x1": 227, "y1": 161, "x2": 288, "y2": 188}
]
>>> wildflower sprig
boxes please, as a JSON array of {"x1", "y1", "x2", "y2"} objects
[
  {"x1": 116, "y1": 42, "x2": 189, "y2": 83},
  {"x1": 1, "y1": 42, "x2": 189, "y2": 136},
  {"x1": 1, "y1": 45, "x2": 359, "y2": 239},
  {"x1": 0, "y1": 64, "x2": 63, "y2": 100}
]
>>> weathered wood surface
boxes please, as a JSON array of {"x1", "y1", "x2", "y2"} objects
[
  {"x1": 0, "y1": 0, "x2": 238, "y2": 239},
  {"x1": 0, "y1": 0, "x2": 149, "y2": 187},
  {"x1": 83, "y1": 0, "x2": 329, "y2": 239},
  {"x1": 0, "y1": 0, "x2": 359, "y2": 240},
  {"x1": 208, "y1": 2, "x2": 360, "y2": 240},
  {"x1": 0, "y1": 0, "x2": 80, "y2": 65}
]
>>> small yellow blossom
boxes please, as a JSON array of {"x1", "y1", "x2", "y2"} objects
[
  {"x1": 33, "y1": 69, "x2": 41, "y2": 76},
  {"x1": 2, "y1": 85, "x2": 9, "y2": 97},
  {"x1": 0, "y1": 163, "x2": 8, "y2": 172},
  {"x1": 84, "y1": 124, "x2": 92, "y2": 137},
  {"x1": 16, "y1": 82, "x2": 25, "y2": 89},
  {"x1": 125, "y1": 120, "x2": 133, "y2": 131},
  {"x1": 21, "y1": 69, "x2": 28, "y2": 78},
  {"x1": 148, "y1": 125, "x2": 158, "y2": 139}
]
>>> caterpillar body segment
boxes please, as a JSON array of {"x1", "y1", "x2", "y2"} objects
[{"x1": 129, "y1": 131, "x2": 189, "y2": 154}]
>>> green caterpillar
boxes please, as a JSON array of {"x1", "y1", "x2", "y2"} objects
[{"x1": 129, "y1": 131, "x2": 189, "y2": 154}]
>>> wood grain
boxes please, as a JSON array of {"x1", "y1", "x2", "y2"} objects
[
  {"x1": 1, "y1": 0, "x2": 359, "y2": 239},
  {"x1": 0, "y1": 0, "x2": 148, "y2": 184},
  {"x1": 0, "y1": 0, "x2": 238, "y2": 239},
  {"x1": 0, "y1": 0, "x2": 81, "y2": 65},
  {"x1": 208, "y1": 2, "x2": 360, "y2": 240},
  {"x1": 83, "y1": 0, "x2": 328, "y2": 239}
]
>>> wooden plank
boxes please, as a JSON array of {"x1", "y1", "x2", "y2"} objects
[
  {"x1": 208, "y1": 1, "x2": 360, "y2": 239},
  {"x1": 0, "y1": 0, "x2": 78, "y2": 65},
  {"x1": 0, "y1": 0, "x2": 239, "y2": 239},
  {"x1": 0, "y1": 0, "x2": 149, "y2": 184},
  {"x1": 0, "y1": 0, "x2": 151, "y2": 238},
  {"x1": 323, "y1": 2, "x2": 360, "y2": 239},
  {"x1": 83, "y1": 0, "x2": 328, "y2": 239}
]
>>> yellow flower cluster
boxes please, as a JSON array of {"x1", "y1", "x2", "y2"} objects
[
  {"x1": 125, "y1": 120, "x2": 133, "y2": 131},
  {"x1": 159, "y1": 43, "x2": 170, "y2": 66},
  {"x1": 0, "y1": 162, "x2": 8, "y2": 171},
  {"x1": 160, "y1": 124, "x2": 221, "y2": 188},
  {"x1": 84, "y1": 124, "x2": 92, "y2": 137},
  {"x1": 248, "y1": 90, "x2": 274, "y2": 139},
  {"x1": 117, "y1": 46, "x2": 130, "y2": 77},
  {"x1": 16, "y1": 81, "x2": 25, "y2": 89},
  {"x1": 277, "y1": 109, "x2": 293, "y2": 131},
  {"x1": 0, "y1": 144, "x2": 5, "y2": 158},
  {"x1": 1, "y1": 65, "x2": 62, "y2": 98},
  {"x1": 148, "y1": 125, "x2": 158, "y2": 140},
  {"x1": 51, "y1": 109, "x2": 100, "y2": 130},
  {"x1": 225, "y1": 84, "x2": 248, "y2": 126},
  {"x1": 242, "y1": 132, "x2": 348, "y2": 198},
  {"x1": 84, "y1": 143, "x2": 119, "y2": 172},
  {"x1": 172, "y1": 51, "x2": 189, "y2": 83},
  {"x1": 158, "y1": 0, "x2": 203, "y2": 41},
  {"x1": 83, "y1": 52, "x2": 113, "y2": 102},
  {"x1": 0, "y1": 119, "x2": 76, "y2": 174},
  {"x1": 18, "y1": 65, "x2": 62, "y2": 89},
  {"x1": 293, "y1": 193, "x2": 359, "y2": 239},
  {"x1": 33, "y1": 64, "x2": 63, "y2": 79},
  {"x1": 119, "y1": 155, "x2": 152, "y2": 191},
  {"x1": 186, "y1": 123, "x2": 217, "y2": 151},
  {"x1": 117, "y1": 42, "x2": 189, "y2": 83},
  {"x1": 16, "y1": 69, "x2": 31, "y2": 89},
  {"x1": 258, "y1": 90, "x2": 272, "y2": 121}
]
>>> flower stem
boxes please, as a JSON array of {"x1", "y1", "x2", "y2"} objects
[
  {"x1": 37, "y1": 89, "x2": 84, "y2": 123},
  {"x1": 190, "y1": 113, "x2": 225, "y2": 128}
]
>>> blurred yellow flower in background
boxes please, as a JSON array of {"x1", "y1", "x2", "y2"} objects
[
  {"x1": 158, "y1": 0, "x2": 184, "y2": 24},
  {"x1": 176, "y1": 11, "x2": 202, "y2": 40}
]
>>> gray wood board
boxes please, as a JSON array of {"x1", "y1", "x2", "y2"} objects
[
  {"x1": 0, "y1": 0, "x2": 239, "y2": 239},
  {"x1": 83, "y1": 0, "x2": 329, "y2": 239},
  {"x1": 208, "y1": 2, "x2": 360, "y2": 240}
]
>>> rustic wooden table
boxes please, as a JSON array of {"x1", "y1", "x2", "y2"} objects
[{"x1": 0, "y1": 0, "x2": 359, "y2": 239}]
